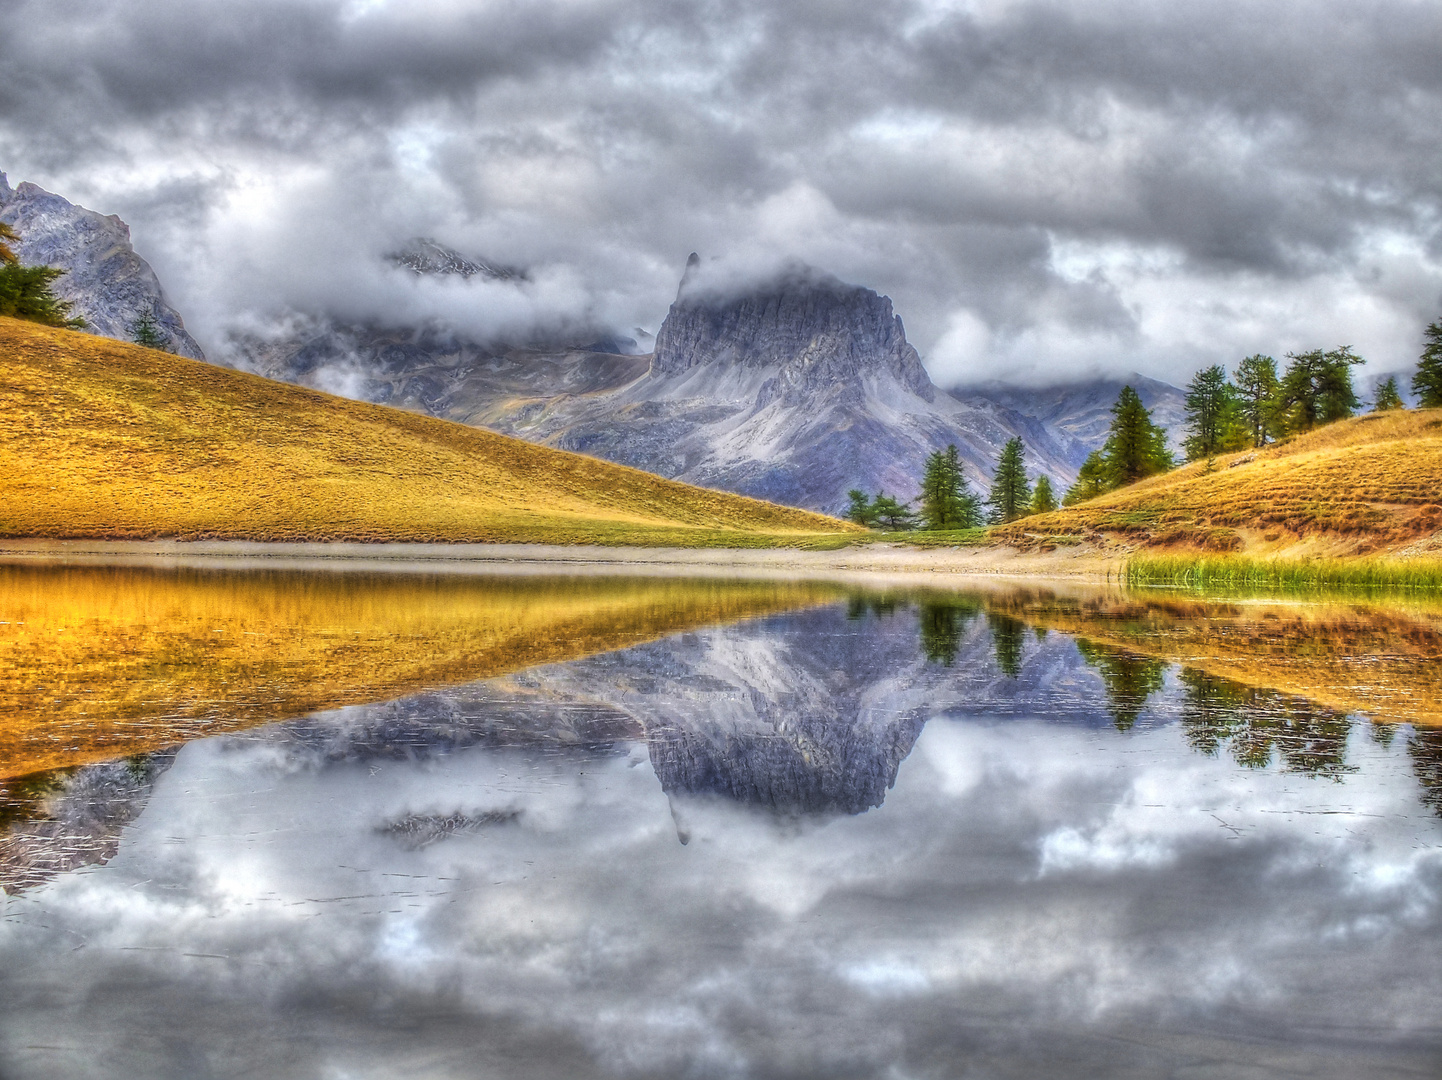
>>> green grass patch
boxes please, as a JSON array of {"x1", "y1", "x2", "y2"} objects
[
  {"x1": 871, "y1": 527, "x2": 992, "y2": 548},
  {"x1": 1126, "y1": 553, "x2": 1442, "y2": 593}
]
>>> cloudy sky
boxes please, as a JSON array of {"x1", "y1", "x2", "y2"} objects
[{"x1": 2, "y1": 0, "x2": 1440, "y2": 386}]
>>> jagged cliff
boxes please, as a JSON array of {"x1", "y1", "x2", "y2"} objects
[{"x1": 0, "y1": 172, "x2": 203, "y2": 359}]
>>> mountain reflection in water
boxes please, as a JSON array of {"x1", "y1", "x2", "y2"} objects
[{"x1": 1, "y1": 568, "x2": 1441, "y2": 1078}]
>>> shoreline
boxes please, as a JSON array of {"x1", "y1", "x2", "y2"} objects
[{"x1": 0, "y1": 538, "x2": 1125, "y2": 588}]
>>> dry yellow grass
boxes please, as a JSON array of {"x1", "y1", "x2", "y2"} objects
[
  {"x1": 0, "y1": 563, "x2": 842, "y2": 781},
  {"x1": 993, "y1": 408, "x2": 1442, "y2": 557},
  {"x1": 0, "y1": 317, "x2": 858, "y2": 545}
]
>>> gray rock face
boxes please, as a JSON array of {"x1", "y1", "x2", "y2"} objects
[
  {"x1": 0, "y1": 172, "x2": 203, "y2": 359},
  {"x1": 387, "y1": 237, "x2": 520, "y2": 281},
  {"x1": 233, "y1": 258, "x2": 1080, "y2": 514}
]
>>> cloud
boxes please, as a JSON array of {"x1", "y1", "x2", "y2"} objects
[{"x1": 1, "y1": 0, "x2": 1439, "y2": 385}]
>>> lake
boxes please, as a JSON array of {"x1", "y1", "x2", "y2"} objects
[{"x1": 2, "y1": 560, "x2": 1440, "y2": 1078}]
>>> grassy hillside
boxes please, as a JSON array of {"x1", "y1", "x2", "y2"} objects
[
  {"x1": 0, "y1": 318, "x2": 857, "y2": 545},
  {"x1": 992, "y1": 408, "x2": 1442, "y2": 559}
]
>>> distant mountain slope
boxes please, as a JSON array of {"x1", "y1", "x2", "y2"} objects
[
  {"x1": 991, "y1": 408, "x2": 1442, "y2": 558},
  {"x1": 0, "y1": 172, "x2": 204, "y2": 359},
  {"x1": 0, "y1": 317, "x2": 854, "y2": 546},
  {"x1": 235, "y1": 256, "x2": 1080, "y2": 514},
  {"x1": 971, "y1": 374, "x2": 1188, "y2": 468}
]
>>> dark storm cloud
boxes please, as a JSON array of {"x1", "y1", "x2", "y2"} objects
[{"x1": 0, "y1": 0, "x2": 1438, "y2": 384}]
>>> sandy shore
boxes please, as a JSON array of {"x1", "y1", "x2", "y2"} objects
[{"x1": 0, "y1": 538, "x2": 1124, "y2": 589}]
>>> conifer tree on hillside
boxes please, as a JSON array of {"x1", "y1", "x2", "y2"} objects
[
  {"x1": 1233, "y1": 354, "x2": 1281, "y2": 447},
  {"x1": 1063, "y1": 451, "x2": 1109, "y2": 506},
  {"x1": 1101, "y1": 386, "x2": 1173, "y2": 486},
  {"x1": 1183, "y1": 364, "x2": 1245, "y2": 461},
  {"x1": 1317, "y1": 346, "x2": 1365, "y2": 422},
  {"x1": 919, "y1": 444, "x2": 983, "y2": 530},
  {"x1": 1372, "y1": 376, "x2": 1404, "y2": 412},
  {"x1": 1279, "y1": 347, "x2": 1364, "y2": 432},
  {"x1": 870, "y1": 493, "x2": 917, "y2": 531},
  {"x1": 1415, "y1": 319, "x2": 1442, "y2": 409},
  {"x1": 130, "y1": 310, "x2": 168, "y2": 350},
  {"x1": 845, "y1": 489, "x2": 878, "y2": 528},
  {"x1": 1030, "y1": 475, "x2": 1057, "y2": 514},
  {"x1": 0, "y1": 222, "x2": 84, "y2": 329},
  {"x1": 987, "y1": 437, "x2": 1032, "y2": 523}
]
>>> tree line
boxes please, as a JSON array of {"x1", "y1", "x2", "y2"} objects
[
  {"x1": 847, "y1": 316, "x2": 1442, "y2": 530},
  {"x1": 1177, "y1": 336, "x2": 1442, "y2": 461},
  {"x1": 846, "y1": 437, "x2": 1058, "y2": 530}
]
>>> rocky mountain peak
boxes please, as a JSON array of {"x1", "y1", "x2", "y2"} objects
[
  {"x1": 650, "y1": 260, "x2": 934, "y2": 401},
  {"x1": 387, "y1": 238, "x2": 520, "y2": 281}
]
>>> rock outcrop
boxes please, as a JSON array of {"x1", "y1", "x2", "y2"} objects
[{"x1": 0, "y1": 172, "x2": 203, "y2": 359}]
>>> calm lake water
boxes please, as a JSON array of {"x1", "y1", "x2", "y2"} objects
[{"x1": 2, "y1": 563, "x2": 1441, "y2": 1079}]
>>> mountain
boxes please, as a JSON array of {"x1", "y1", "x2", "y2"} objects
[
  {"x1": 0, "y1": 170, "x2": 1179, "y2": 512},
  {"x1": 234, "y1": 253, "x2": 1080, "y2": 514},
  {"x1": 971, "y1": 374, "x2": 1188, "y2": 469},
  {"x1": 387, "y1": 237, "x2": 522, "y2": 281},
  {"x1": 0, "y1": 316, "x2": 852, "y2": 547},
  {"x1": 0, "y1": 172, "x2": 204, "y2": 359}
]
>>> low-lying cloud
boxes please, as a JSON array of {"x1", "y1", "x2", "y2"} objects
[{"x1": 1, "y1": 0, "x2": 1439, "y2": 387}]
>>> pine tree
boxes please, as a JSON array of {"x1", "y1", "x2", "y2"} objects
[
  {"x1": 1318, "y1": 346, "x2": 1364, "y2": 422},
  {"x1": 1415, "y1": 319, "x2": 1442, "y2": 409},
  {"x1": 1101, "y1": 386, "x2": 1173, "y2": 486},
  {"x1": 1030, "y1": 475, "x2": 1057, "y2": 514},
  {"x1": 987, "y1": 437, "x2": 1032, "y2": 523},
  {"x1": 1183, "y1": 364, "x2": 1244, "y2": 461},
  {"x1": 1063, "y1": 451, "x2": 1109, "y2": 506},
  {"x1": 919, "y1": 444, "x2": 983, "y2": 530},
  {"x1": 131, "y1": 310, "x2": 167, "y2": 350},
  {"x1": 0, "y1": 263, "x2": 84, "y2": 328},
  {"x1": 845, "y1": 489, "x2": 877, "y2": 528},
  {"x1": 1372, "y1": 376, "x2": 1404, "y2": 412},
  {"x1": 1279, "y1": 347, "x2": 1364, "y2": 432},
  {"x1": 870, "y1": 493, "x2": 917, "y2": 531},
  {"x1": 1233, "y1": 354, "x2": 1280, "y2": 447},
  {"x1": 0, "y1": 222, "x2": 17, "y2": 265},
  {"x1": 0, "y1": 222, "x2": 84, "y2": 329}
]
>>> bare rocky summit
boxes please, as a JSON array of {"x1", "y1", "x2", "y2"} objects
[{"x1": 0, "y1": 172, "x2": 203, "y2": 359}]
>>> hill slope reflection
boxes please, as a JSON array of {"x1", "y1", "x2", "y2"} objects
[{"x1": 0, "y1": 564, "x2": 841, "y2": 780}]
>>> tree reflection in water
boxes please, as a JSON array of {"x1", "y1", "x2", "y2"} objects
[
  {"x1": 1178, "y1": 669, "x2": 1356, "y2": 779},
  {"x1": 1410, "y1": 727, "x2": 1442, "y2": 815},
  {"x1": 986, "y1": 613, "x2": 1027, "y2": 678},
  {"x1": 1073, "y1": 639, "x2": 1168, "y2": 731},
  {"x1": 917, "y1": 601, "x2": 979, "y2": 666}
]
